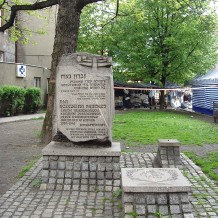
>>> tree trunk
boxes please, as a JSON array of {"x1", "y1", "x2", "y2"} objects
[
  {"x1": 159, "y1": 75, "x2": 166, "y2": 109},
  {"x1": 41, "y1": 0, "x2": 82, "y2": 144}
]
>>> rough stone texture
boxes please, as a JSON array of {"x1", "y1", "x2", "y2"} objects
[
  {"x1": 122, "y1": 191, "x2": 193, "y2": 217},
  {"x1": 122, "y1": 168, "x2": 191, "y2": 193},
  {"x1": 42, "y1": 141, "x2": 121, "y2": 157},
  {"x1": 122, "y1": 167, "x2": 193, "y2": 217},
  {"x1": 41, "y1": 143, "x2": 121, "y2": 190},
  {"x1": 0, "y1": 153, "x2": 218, "y2": 218},
  {"x1": 53, "y1": 53, "x2": 114, "y2": 145},
  {"x1": 154, "y1": 139, "x2": 181, "y2": 168},
  {"x1": 122, "y1": 192, "x2": 194, "y2": 218}
]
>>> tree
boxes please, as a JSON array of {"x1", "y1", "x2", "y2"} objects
[
  {"x1": 0, "y1": 0, "x2": 102, "y2": 143},
  {"x1": 79, "y1": 0, "x2": 218, "y2": 107}
]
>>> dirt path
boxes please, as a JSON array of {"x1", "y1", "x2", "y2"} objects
[{"x1": 0, "y1": 119, "x2": 45, "y2": 197}]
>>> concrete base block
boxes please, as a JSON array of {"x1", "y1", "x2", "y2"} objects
[
  {"x1": 121, "y1": 168, "x2": 193, "y2": 217},
  {"x1": 154, "y1": 139, "x2": 181, "y2": 168},
  {"x1": 41, "y1": 141, "x2": 121, "y2": 190}
]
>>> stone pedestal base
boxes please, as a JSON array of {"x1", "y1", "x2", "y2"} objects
[
  {"x1": 40, "y1": 141, "x2": 121, "y2": 191},
  {"x1": 121, "y1": 168, "x2": 193, "y2": 218},
  {"x1": 154, "y1": 139, "x2": 181, "y2": 168}
]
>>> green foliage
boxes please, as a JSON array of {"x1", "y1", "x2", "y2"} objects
[
  {"x1": 112, "y1": 111, "x2": 218, "y2": 146},
  {"x1": 24, "y1": 87, "x2": 42, "y2": 113},
  {"x1": 17, "y1": 160, "x2": 36, "y2": 178},
  {"x1": 32, "y1": 178, "x2": 42, "y2": 188},
  {"x1": 0, "y1": 86, "x2": 42, "y2": 116},
  {"x1": 127, "y1": 210, "x2": 138, "y2": 218},
  {"x1": 0, "y1": 86, "x2": 25, "y2": 116},
  {"x1": 113, "y1": 188, "x2": 122, "y2": 199},
  {"x1": 184, "y1": 151, "x2": 218, "y2": 182},
  {"x1": 1, "y1": 0, "x2": 48, "y2": 44},
  {"x1": 79, "y1": 0, "x2": 218, "y2": 86}
]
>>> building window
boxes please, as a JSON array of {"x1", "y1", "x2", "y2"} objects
[{"x1": 34, "y1": 77, "x2": 41, "y2": 88}]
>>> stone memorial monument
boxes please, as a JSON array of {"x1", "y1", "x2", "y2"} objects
[{"x1": 41, "y1": 53, "x2": 121, "y2": 190}]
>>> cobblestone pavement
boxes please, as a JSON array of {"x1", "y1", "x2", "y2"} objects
[{"x1": 0, "y1": 153, "x2": 217, "y2": 218}]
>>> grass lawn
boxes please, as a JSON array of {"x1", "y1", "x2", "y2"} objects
[
  {"x1": 184, "y1": 151, "x2": 218, "y2": 182},
  {"x1": 112, "y1": 110, "x2": 218, "y2": 182},
  {"x1": 113, "y1": 110, "x2": 218, "y2": 146}
]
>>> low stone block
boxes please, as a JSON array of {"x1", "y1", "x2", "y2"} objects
[
  {"x1": 73, "y1": 171, "x2": 81, "y2": 179},
  {"x1": 49, "y1": 170, "x2": 57, "y2": 177},
  {"x1": 81, "y1": 171, "x2": 89, "y2": 179},
  {"x1": 42, "y1": 170, "x2": 49, "y2": 178},
  {"x1": 90, "y1": 163, "x2": 97, "y2": 171},
  {"x1": 66, "y1": 161, "x2": 73, "y2": 170},
  {"x1": 169, "y1": 194, "x2": 180, "y2": 204},
  {"x1": 97, "y1": 172, "x2": 104, "y2": 179},
  {"x1": 98, "y1": 157, "x2": 106, "y2": 163},
  {"x1": 43, "y1": 161, "x2": 49, "y2": 169},
  {"x1": 123, "y1": 193, "x2": 134, "y2": 203},
  {"x1": 57, "y1": 171, "x2": 64, "y2": 179},
  {"x1": 43, "y1": 156, "x2": 49, "y2": 161},
  {"x1": 105, "y1": 172, "x2": 112, "y2": 179},
  {"x1": 59, "y1": 156, "x2": 66, "y2": 161},
  {"x1": 147, "y1": 205, "x2": 157, "y2": 214},
  {"x1": 50, "y1": 156, "x2": 58, "y2": 161},
  {"x1": 136, "y1": 205, "x2": 146, "y2": 215},
  {"x1": 170, "y1": 205, "x2": 180, "y2": 214},
  {"x1": 157, "y1": 194, "x2": 167, "y2": 205},
  {"x1": 63, "y1": 185, "x2": 71, "y2": 191},
  {"x1": 124, "y1": 204, "x2": 133, "y2": 213},
  {"x1": 147, "y1": 194, "x2": 156, "y2": 204},
  {"x1": 50, "y1": 161, "x2": 58, "y2": 170},
  {"x1": 90, "y1": 172, "x2": 96, "y2": 179},
  {"x1": 74, "y1": 162, "x2": 81, "y2": 171},
  {"x1": 82, "y1": 163, "x2": 89, "y2": 171},
  {"x1": 98, "y1": 163, "x2": 106, "y2": 171},
  {"x1": 58, "y1": 161, "x2": 65, "y2": 170},
  {"x1": 65, "y1": 171, "x2": 72, "y2": 178},
  {"x1": 49, "y1": 178, "x2": 56, "y2": 184},
  {"x1": 182, "y1": 203, "x2": 192, "y2": 213},
  {"x1": 113, "y1": 172, "x2": 121, "y2": 179},
  {"x1": 159, "y1": 205, "x2": 169, "y2": 215},
  {"x1": 113, "y1": 163, "x2": 120, "y2": 171},
  {"x1": 64, "y1": 179, "x2": 72, "y2": 185},
  {"x1": 57, "y1": 179, "x2": 64, "y2": 184},
  {"x1": 135, "y1": 193, "x2": 145, "y2": 204}
]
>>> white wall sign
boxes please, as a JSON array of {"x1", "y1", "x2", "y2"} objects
[{"x1": 17, "y1": 64, "x2": 26, "y2": 77}]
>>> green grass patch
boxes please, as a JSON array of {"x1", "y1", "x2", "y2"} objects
[
  {"x1": 113, "y1": 111, "x2": 218, "y2": 146},
  {"x1": 17, "y1": 160, "x2": 37, "y2": 178},
  {"x1": 184, "y1": 151, "x2": 218, "y2": 182},
  {"x1": 31, "y1": 178, "x2": 42, "y2": 188}
]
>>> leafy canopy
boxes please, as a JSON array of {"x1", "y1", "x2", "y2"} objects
[{"x1": 78, "y1": 0, "x2": 218, "y2": 86}]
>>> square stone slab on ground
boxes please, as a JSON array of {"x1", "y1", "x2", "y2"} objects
[{"x1": 122, "y1": 168, "x2": 191, "y2": 193}]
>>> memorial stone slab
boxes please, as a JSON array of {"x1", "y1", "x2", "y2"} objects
[
  {"x1": 122, "y1": 168, "x2": 191, "y2": 193},
  {"x1": 53, "y1": 53, "x2": 114, "y2": 146}
]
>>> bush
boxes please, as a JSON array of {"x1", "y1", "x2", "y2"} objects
[
  {"x1": 1, "y1": 86, "x2": 26, "y2": 116},
  {"x1": 24, "y1": 88, "x2": 42, "y2": 113}
]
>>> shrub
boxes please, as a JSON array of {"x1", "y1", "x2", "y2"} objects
[
  {"x1": 1, "y1": 86, "x2": 26, "y2": 116},
  {"x1": 24, "y1": 88, "x2": 42, "y2": 113}
]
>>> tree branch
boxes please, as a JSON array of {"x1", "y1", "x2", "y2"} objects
[
  {"x1": 101, "y1": 0, "x2": 123, "y2": 29},
  {"x1": 0, "y1": 0, "x2": 58, "y2": 31}
]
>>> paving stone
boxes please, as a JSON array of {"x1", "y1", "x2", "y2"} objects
[{"x1": 0, "y1": 153, "x2": 218, "y2": 218}]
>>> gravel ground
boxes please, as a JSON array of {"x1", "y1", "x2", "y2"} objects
[{"x1": 0, "y1": 119, "x2": 45, "y2": 197}]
